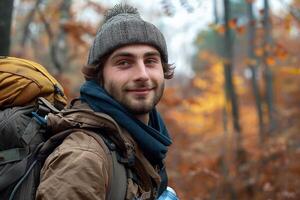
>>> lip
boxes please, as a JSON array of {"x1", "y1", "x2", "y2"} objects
[{"x1": 127, "y1": 88, "x2": 153, "y2": 95}]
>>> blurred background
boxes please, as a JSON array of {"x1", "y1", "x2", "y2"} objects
[{"x1": 1, "y1": 0, "x2": 300, "y2": 199}]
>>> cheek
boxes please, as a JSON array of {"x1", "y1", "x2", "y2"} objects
[
  {"x1": 103, "y1": 70, "x2": 126, "y2": 92},
  {"x1": 102, "y1": 67, "x2": 117, "y2": 84},
  {"x1": 153, "y1": 68, "x2": 164, "y2": 81},
  {"x1": 102, "y1": 68, "x2": 113, "y2": 91}
]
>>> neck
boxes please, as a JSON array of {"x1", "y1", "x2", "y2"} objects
[{"x1": 135, "y1": 113, "x2": 149, "y2": 124}]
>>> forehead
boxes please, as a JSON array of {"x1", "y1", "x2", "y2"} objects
[{"x1": 109, "y1": 44, "x2": 160, "y2": 58}]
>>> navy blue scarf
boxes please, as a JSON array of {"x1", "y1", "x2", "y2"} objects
[{"x1": 80, "y1": 80, "x2": 172, "y2": 164}]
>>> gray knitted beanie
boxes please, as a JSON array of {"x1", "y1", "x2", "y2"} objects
[{"x1": 87, "y1": 4, "x2": 168, "y2": 65}]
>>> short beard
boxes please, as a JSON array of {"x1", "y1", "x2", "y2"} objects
[{"x1": 121, "y1": 82, "x2": 164, "y2": 115}]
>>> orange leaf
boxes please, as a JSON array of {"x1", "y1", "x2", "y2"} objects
[
  {"x1": 229, "y1": 18, "x2": 237, "y2": 29},
  {"x1": 277, "y1": 51, "x2": 287, "y2": 61},
  {"x1": 216, "y1": 24, "x2": 225, "y2": 34},
  {"x1": 274, "y1": 44, "x2": 288, "y2": 61},
  {"x1": 266, "y1": 57, "x2": 276, "y2": 66},
  {"x1": 236, "y1": 26, "x2": 246, "y2": 34},
  {"x1": 198, "y1": 51, "x2": 210, "y2": 60}
]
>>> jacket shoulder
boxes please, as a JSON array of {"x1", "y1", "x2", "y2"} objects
[{"x1": 36, "y1": 131, "x2": 110, "y2": 200}]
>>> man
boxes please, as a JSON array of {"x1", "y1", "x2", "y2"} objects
[{"x1": 36, "y1": 3, "x2": 175, "y2": 200}]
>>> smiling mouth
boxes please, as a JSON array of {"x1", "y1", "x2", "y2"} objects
[{"x1": 127, "y1": 88, "x2": 154, "y2": 95}]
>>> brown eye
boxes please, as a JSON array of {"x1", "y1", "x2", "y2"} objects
[
  {"x1": 145, "y1": 58, "x2": 158, "y2": 65},
  {"x1": 117, "y1": 60, "x2": 131, "y2": 68},
  {"x1": 120, "y1": 61, "x2": 129, "y2": 66}
]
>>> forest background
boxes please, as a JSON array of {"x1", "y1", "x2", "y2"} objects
[{"x1": 1, "y1": 0, "x2": 300, "y2": 199}]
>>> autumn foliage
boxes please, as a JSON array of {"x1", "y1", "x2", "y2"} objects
[
  {"x1": 160, "y1": 1, "x2": 300, "y2": 199},
  {"x1": 161, "y1": 58, "x2": 300, "y2": 199}
]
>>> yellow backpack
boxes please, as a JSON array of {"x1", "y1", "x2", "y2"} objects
[{"x1": 0, "y1": 56, "x2": 67, "y2": 109}]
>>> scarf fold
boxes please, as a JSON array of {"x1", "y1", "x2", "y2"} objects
[{"x1": 80, "y1": 80, "x2": 172, "y2": 164}]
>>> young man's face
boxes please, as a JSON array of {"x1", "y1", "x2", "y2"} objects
[{"x1": 102, "y1": 44, "x2": 165, "y2": 119}]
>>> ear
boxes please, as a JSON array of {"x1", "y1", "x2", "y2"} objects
[{"x1": 82, "y1": 64, "x2": 98, "y2": 80}]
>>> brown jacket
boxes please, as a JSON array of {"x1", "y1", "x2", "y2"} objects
[{"x1": 36, "y1": 101, "x2": 161, "y2": 200}]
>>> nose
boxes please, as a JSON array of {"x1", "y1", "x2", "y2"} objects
[{"x1": 134, "y1": 61, "x2": 149, "y2": 81}]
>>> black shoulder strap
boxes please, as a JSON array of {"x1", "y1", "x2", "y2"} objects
[
  {"x1": 0, "y1": 156, "x2": 28, "y2": 191},
  {"x1": 81, "y1": 130, "x2": 127, "y2": 200},
  {"x1": 109, "y1": 147, "x2": 127, "y2": 200}
]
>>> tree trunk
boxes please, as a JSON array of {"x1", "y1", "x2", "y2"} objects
[
  {"x1": 36, "y1": 0, "x2": 73, "y2": 73},
  {"x1": 263, "y1": 0, "x2": 276, "y2": 133},
  {"x1": 0, "y1": 0, "x2": 14, "y2": 56},
  {"x1": 223, "y1": 0, "x2": 241, "y2": 140},
  {"x1": 223, "y1": 1, "x2": 240, "y2": 199},
  {"x1": 246, "y1": 1, "x2": 264, "y2": 143},
  {"x1": 55, "y1": 0, "x2": 72, "y2": 72}
]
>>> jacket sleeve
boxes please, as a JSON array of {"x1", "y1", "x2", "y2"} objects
[{"x1": 36, "y1": 131, "x2": 110, "y2": 200}]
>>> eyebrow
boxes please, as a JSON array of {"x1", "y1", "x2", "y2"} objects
[
  {"x1": 110, "y1": 51, "x2": 161, "y2": 60},
  {"x1": 144, "y1": 51, "x2": 161, "y2": 58}
]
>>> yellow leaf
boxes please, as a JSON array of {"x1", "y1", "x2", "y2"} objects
[
  {"x1": 284, "y1": 15, "x2": 292, "y2": 31},
  {"x1": 208, "y1": 23, "x2": 218, "y2": 29},
  {"x1": 245, "y1": 58, "x2": 257, "y2": 66},
  {"x1": 280, "y1": 68, "x2": 300, "y2": 75},
  {"x1": 193, "y1": 78, "x2": 208, "y2": 89}
]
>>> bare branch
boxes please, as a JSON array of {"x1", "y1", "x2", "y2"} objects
[
  {"x1": 21, "y1": 0, "x2": 43, "y2": 47},
  {"x1": 278, "y1": 0, "x2": 300, "y2": 22},
  {"x1": 37, "y1": 8, "x2": 62, "y2": 72}
]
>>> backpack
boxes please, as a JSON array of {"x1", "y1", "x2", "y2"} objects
[
  {"x1": 0, "y1": 56, "x2": 66, "y2": 109},
  {"x1": 0, "y1": 57, "x2": 128, "y2": 200},
  {"x1": 0, "y1": 57, "x2": 166, "y2": 200}
]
